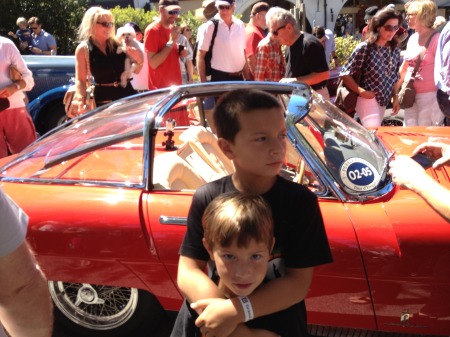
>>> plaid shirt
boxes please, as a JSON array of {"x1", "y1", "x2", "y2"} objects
[{"x1": 254, "y1": 36, "x2": 285, "y2": 82}]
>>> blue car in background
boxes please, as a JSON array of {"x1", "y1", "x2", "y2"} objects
[{"x1": 24, "y1": 55, "x2": 75, "y2": 135}]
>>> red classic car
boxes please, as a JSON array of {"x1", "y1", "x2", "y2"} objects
[{"x1": 0, "y1": 82, "x2": 448, "y2": 337}]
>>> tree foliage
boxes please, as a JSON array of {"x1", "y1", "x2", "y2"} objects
[
  {"x1": 335, "y1": 36, "x2": 361, "y2": 67},
  {"x1": 0, "y1": 1, "x2": 210, "y2": 56},
  {"x1": 0, "y1": 0, "x2": 89, "y2": 55}
]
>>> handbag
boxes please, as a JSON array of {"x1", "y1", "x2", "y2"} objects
[
  {"x1": 9, "y1": 65, "x2": 22, "y2": 82},
  {"x1": 398, "y1": 32, "x2": 437, "y2": 109},
  {"x1": 64, "y1": 42, "x2": 96, "y2": 119},
  {"x1": 335, "y1": 72, "x2": 361, "y2": 114},
  {"x1": 335, "y1": 45, "x2": 369, "y2": 115}
]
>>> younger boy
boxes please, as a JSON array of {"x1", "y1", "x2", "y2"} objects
[
  {"x1": 200, "y1": 192, "x2": 290, "y2": 336},
  {"x1": 8, "y1": 17, "x2": 32, "y2": 54},
  {"x1": 172, "y1": 89, "x2": 332, "y2": 337}
]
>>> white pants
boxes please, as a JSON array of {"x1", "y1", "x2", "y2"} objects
[
  {"x1": 355, "y1": 96, "x2": 386, "y2": 127},
  {"x1": 404, "y1": 91, "x2": 445, "y2": 126}
]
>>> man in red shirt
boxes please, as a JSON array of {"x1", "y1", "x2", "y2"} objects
[
  {"x1": 144, "y1": 0, "x2": 184, "y2": 89},
  {"x1": 245, "y1": 2, "x2": 269, "y2": 79}
]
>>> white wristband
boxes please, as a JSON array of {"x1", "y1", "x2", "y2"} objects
[{"x1": 238, "y1": 296, "x2": 254, "y2": 322}]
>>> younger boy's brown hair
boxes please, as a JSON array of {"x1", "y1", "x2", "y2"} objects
[{"x1": 202, "y1": 192, "x2": 274, "y2": 251}]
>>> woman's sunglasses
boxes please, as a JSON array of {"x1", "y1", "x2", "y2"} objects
[
  {"x1": 383, "y1": 24, "x2": 399, "y2": 32},
  {"x1": 97, "y1": 22, "x2": 114, "y2": 28}
]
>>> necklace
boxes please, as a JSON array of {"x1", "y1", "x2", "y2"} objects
[{"x1": 378, "y1": 45, "x2": 392, "y2": 77}]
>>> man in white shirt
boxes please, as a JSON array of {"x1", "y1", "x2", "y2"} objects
[{"x1": 197, "y1": 0, "x2": 249, "y2": 82}]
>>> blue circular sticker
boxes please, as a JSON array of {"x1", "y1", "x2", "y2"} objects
[{"x1": 340, "y1": 158, "x2": 380, "y2": 191}]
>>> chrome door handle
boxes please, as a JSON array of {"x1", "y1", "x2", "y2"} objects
[{"x1": 159, "y1": 215, "x2": 187, "y2": 226}]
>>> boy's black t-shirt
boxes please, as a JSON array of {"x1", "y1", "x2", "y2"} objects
[{"x1": 177, "y1": 174, "x2": 333, "y2": 336}]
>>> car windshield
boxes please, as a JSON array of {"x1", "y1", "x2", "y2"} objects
[
  {"x1": 0, "y1": 83, "x2": 391, "y2": 198},
  {"x1": 287, "y1": 92, "x2": 391, "y2": 198},
  {"x1": 0, "y1": 93, "x2": 168, "y2": 183}
]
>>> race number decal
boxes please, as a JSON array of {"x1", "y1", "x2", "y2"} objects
[{"x1": 340, "y1": 158, "x2": 380, "y2": 191}]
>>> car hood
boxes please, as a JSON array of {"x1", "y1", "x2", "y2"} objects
[{"x1": 376, "y1": 126, "x2": 450, "y2": 188}]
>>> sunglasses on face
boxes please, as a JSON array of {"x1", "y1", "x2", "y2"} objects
[
  {"x1": 167, "y1": 9, "x2": 181, "y2": 15},
  {"x1": 218, "y1": 5, "x2": 231, "y2": 10},
  {"x1": 30, "y1": 26, "x2": 39, "y2": 30},
  {"x1": 383, "y1": 24, "x2": 399, "y2": 32},
  {"x1": 97, "y1": 22, "x2": 114, "y2": 28},
  {"x1": 271, "y1": 24, "x2": 286, "y2": 36}
]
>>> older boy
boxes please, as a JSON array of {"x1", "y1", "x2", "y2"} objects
[{"x1": 172, "y1": 89, "x2": 332, "y2": 337}]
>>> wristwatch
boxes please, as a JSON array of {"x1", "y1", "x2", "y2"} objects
[{"x1": 165, "y1": 41, "x2": 174, "y2": 48}]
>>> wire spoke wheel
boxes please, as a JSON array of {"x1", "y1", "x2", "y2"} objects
[{"x1": 48, "y1": 281, "x2": 138, "y2": 330}]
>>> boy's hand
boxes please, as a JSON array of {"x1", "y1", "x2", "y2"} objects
[{"x1": 193, "y1": 298, "x2": 242, "y2": 337}]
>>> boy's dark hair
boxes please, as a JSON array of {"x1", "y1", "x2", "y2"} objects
[
  {"x1": 202, "y1": 192, "x2": 274, "y2": 251},
  {"x1": 213, "y1": 89, "x2": 282, "y2": 142}
]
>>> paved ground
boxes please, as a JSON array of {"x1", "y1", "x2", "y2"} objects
[{"x1": 52, "y1": 311, "x2": 178, "y2": 337}]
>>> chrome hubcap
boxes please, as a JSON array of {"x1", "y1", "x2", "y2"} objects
[{"x1": 48, "y1": 281, "x2": 138, "y2": 330}]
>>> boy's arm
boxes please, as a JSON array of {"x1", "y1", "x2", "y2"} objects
[
  {"x1": 193, "y1": 267, "x2": 313, "y2": 337},
  {"x1": 177, "y1": 255, "x2": 223, "y2": 305}
]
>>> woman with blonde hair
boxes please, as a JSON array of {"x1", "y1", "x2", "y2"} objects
[
  {"x1": 72, "y1": 7, "x2": 144, "y2": 116},
  {"x1": 339, "y1": 7, "x2": 402, "y2": 127},
  {"x1": 395, "y1": 0, "x2": 443, "y2": 126}
]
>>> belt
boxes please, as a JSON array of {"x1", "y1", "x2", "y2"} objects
[
  {"x1": 211, "y1": 68, "x2": 243, "y2": 77},
  {"x1": 95, "y1": 81, "x2": 120, "y2": 87}
]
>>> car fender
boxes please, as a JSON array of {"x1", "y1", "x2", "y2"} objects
[{"x1": 28, "y1": 85, "x2": 69, "y2": 120}]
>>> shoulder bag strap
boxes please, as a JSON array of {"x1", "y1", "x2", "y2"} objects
[
  {"x1": 412, "y1": 31, "x2": 438, "y2": 77},
  {"x1": 209, "y1": 19, "x2": 219, "y2": 53},
  {"x1": 84, "y1": 42, "x2": 93, "y2": 86}
]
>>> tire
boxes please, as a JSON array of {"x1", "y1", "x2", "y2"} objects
[
  {"x1": 48, "y1": 281, "x2": 165, "y2": 337},
  {"x1": 38, "y1": 102, "x2": 67, "y2": 135},
  {"x1": 382, "y1": 116, "x2": 404, "y2": 127}
]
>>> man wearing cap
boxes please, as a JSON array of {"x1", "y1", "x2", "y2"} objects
[
  {"x1": 124, "y1": 23, "x2": 149, "y2": 91},
  {"x1": 362, "y1": 6, "x2": 378, "y2": 41},
  {"x1": 197, "y1": 0, "x2": 249, "y2": 82},
  {"x1": 246, "y1": 2, "x2": 269, "y2": 79},
  {"x1": 267, "y1": 7, "x2": 330, "y2": 99},
  {"x1": 144, "y1": 0, "x2": 183, "y2": 89}
]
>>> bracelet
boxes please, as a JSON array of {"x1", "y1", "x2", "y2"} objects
[{"x1": 237, "y1": 296, "x2": 254, "y2": 322}]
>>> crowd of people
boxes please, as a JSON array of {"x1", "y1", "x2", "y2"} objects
[{"x1": 4, "y1": 0, "x2": 449, "y2": 128}]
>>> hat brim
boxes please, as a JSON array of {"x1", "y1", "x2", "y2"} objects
[
  {"x1": 216, "y1": 0, "x2": 233, "y2": 7},
  {"x1": 163, "y1": 4, "x2": 181, "y2": 11},
  {"x1": 195, "y1": 7, "x2": 207, "y2": 21}
]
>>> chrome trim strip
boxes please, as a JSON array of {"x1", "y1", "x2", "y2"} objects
[{"x1": 159, "y1": 215, "x2": 187, "y2": 226}]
